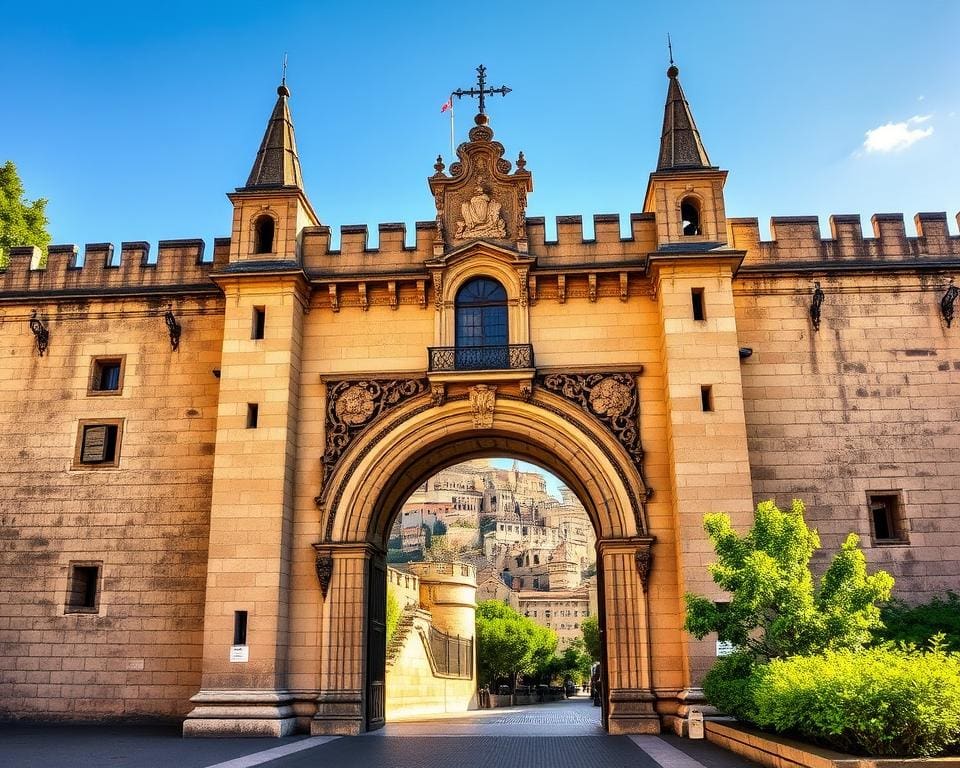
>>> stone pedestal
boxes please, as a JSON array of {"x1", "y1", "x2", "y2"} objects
[{"x1": 183, "y1": 690, "x2": 297, "y2": 737}]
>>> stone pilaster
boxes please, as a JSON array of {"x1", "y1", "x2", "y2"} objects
[
  {"x1": 311, "y1": 543, "x2": 377, "y2": 735},
  {"x1": 598, "y1": 536, "x2": 659, "y2": 734}
]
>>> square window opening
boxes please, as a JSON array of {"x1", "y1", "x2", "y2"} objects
[
  {"x1": 246, "y1": 403, "x2": 259, "y2": 429},
  {"x1": 692, "y1": 288, "x2": 706, "y2": 321},
  {"x1": 89, "y1": 357, "x2": 124, "y2": 394},
  {"x1": 76, "y1": 421, "x2": 122, "y2": 467},
  {"x1": 66, "y1": 563, "x2": 101, "y2": 613},
  {"x1": 252, "y1": 307, "x2": 266, "y2": 340},
  {"x1": 869, "y1": 493, "x2": 907, "y2": 543},
  {"x1": 700, "y1": 385, "x2": 713, "y2": 412}
]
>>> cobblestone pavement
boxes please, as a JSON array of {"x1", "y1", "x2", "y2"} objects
[{"x1": 0, "y1": 698, "x2": 762, "y2": 768}]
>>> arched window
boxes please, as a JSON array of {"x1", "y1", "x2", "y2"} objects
[
  {"x1": 454, "y1": 277, "x2": 508, "y2": 368},
  {"x1": 681, "y1": 198, "x2": 701, "y2": 236},
  {"x1": 253, "y1": 215, "x2": 275, "y2": 254}
]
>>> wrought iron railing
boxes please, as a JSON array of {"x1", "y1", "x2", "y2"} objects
[
  {"x1": 427, "y1": 344, "x2": 534, "y2": 372},
  {"x1": 429, "y1": 627, "x2": 473, "y2": 679}
]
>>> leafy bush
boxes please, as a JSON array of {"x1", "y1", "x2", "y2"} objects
[
  {"x1": 685, "y1": 500, "x2": 892, "y2": 660},
  {"x1": 875, "y1": 592, "x2": 960, "y2": 652},
  {"x1": 386, "y1": 587, "x2": 401, "y2": 644},
  {"x1": 751, "y1": 642, "x2": 960, "y2": 757},
  {"x1": 702, "y1": 652, "x2": 763, "y2": 723}
]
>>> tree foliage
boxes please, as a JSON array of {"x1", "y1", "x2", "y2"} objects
[
  {"x1": 684, "y1": 499, "x2": 893, "y2": 660},
  {"x1": 874, "y1": 592, "x2": 960, "y2": 652},
  {"x1": 386, "y1": 585, "x2": 401, "y2": 645},
  {"x1": 581, "y1": 615, "x2": 601, "y2": 661},
  {"x1": 0, "y1": 161, "x2": 50, "y2": 267},
  {"x1": 556, "y1": 639, "x2": 594, "y2": 685},
  {"x1": 475, "y1": 600, "x2": 557, "y2": 688}
]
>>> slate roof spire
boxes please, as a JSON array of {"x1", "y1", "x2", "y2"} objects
[
  {"x1": 656, "y1": 63, "x2": 713, "y2": 171},
  {"x1": 241, "y1": 81, "x2": 304, "y2": 190}
]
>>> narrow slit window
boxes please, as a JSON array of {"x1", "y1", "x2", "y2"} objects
[
  {"x1": 252, "y1": 307, "x2": 266, "y2": 340},
  {"x1": 700, "y1": 385, "x2": 713, "y2": 412},
  {"x1": 66, "y1": 563, "x2": 101, "y2": 613},
  {"x1": 233, "y1": 610, "x2": 248, "y2": 645},
  {"x1": 246, "y1": 403, "x2": 259, "y2": 429},
  {"x1": 691, "y1": 288, "x2": 706, "y2": 321}
]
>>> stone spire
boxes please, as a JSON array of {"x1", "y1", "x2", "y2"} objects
[
  {"x1": 242, "y1": 82, "x2": 304, "y2": 190},
  {"x1": 656, "y1": 63, "x2": 713, "y2": 171}
]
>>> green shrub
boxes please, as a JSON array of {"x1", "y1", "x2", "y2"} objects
[
  {"x1": 386, "y1": 587, "x2": 401, "y2": 645},
  {"x1": 702, "y1": 652, "x2": 764, "y2": 723},
  {"x1": 875, "y1": 592, "x2": 960, "y2": 652},
  {"x1": 751, "y1": 642, "x2": 960, "y2": 757}
]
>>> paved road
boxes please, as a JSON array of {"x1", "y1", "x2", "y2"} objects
[{"x1": 0, "y1": 697, "x2": 759, "y2": 768}]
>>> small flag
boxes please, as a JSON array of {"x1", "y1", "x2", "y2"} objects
[{"x1": 440, "y1": 98, "x2": 453, "y2": 113}]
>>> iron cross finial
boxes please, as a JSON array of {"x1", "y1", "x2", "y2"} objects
[
  {"x1": 452, "y1": 64, "x2": 512, "y2": 115},
  {"x1": 667, "y1": 33, "x2": 674, "y2": 66}
]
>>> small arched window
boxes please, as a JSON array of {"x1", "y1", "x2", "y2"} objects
[
  {"x1": 681, "y1": 198, "x2": 702, "y2": 236},
  {"x1": 253, "y1": 215, "x2": 275, "y2": 254},
  {"x1": 454, "y1": 276, "x2": 508, "y2": 369}
]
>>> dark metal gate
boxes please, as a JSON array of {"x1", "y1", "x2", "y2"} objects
[{"x1": 366, "y1": 555, "x2": 387, "y2": 730}]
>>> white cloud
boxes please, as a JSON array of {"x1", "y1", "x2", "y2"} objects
[{"x1": 863, "y1": 115, "x2": 934, "y2": 153}]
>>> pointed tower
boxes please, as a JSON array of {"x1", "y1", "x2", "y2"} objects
[
  {"x1": 643, "y1": 63, "x2": 728, "y2": 249},
  {"x1": 226, "y1": 81, "x2": 319, "y2": 264}
]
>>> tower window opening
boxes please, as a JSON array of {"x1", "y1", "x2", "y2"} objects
[
  {"x1": 254, "y1": 215, "x2": 275, "y2": 254},
  {"x1": 681, "y1": 198, "x2": 702, "y2": 236}
]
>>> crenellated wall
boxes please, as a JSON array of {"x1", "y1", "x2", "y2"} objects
[{"x1": 730, "y1": 212, "x2": 960, "y2": 267}]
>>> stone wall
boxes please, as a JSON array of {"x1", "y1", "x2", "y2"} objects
[{"x1": 0, "y1": 293, "x2": 224, "y2": 719}]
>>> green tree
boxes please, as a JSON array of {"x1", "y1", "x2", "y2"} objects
[
  {"x1": 0, "y1": 161, "x2": 50, "y2": 268},
  {"x1": 476, "y1": 600, "x2": 557, "y2": 690},
  {"x1": 386, "y1": 584, "x2": 402, "y2": 645},
  {"x1": 684, "y1": 499, "x2": 893, "y2": 661},
  {"x1": 581, "y1": 615, "x2": 601, "y2": 661},
  {"x1": 557, "y1": 639, "x2": 594, "y2": 685}
]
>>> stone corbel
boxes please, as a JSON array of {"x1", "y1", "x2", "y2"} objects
[
  {"x1": 328, "y1": 284, "x2": 339, "y2": 313},
  {"x1": 588, "y1": 274, "x2": 598, "y2": 303},
  {"x1": 634, "y1": 543, "x2": 653, "y2": 593},
  {"x1": 312, "y1": 546, "x2": 334, "y2": 599},
  {"x1": 619, "y1": 272, "x2": 629, "y2": 302},
  {"x1": 417, "y1": 280, "x2": 427, "y2": 309},
  {"x1": 557, "y1": 275, "x2": 566, "y2": 304},
  {"x1": 358, "y1": 282, "x2": 368, "y2": 312},
  {"x1": 518, "y1": 267, "x2": 529, "y2": 308},
  {"x1": 528, "y1": 274, "x2": 538, "y2": 305},
  {"x1": 387, "y1": 281, "x2": 398, "y2": 310}
]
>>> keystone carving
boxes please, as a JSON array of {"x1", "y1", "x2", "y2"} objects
[
  {"x1": 469, "y1": 384, "x2": 497, "y2": 429},
  {"x1": 431, "y1": 383, "x2": 446, "y2": 407}
]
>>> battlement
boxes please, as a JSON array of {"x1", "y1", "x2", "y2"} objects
[
  {"x1": 729, "y1": 212, "x2": 960, "y2": 269},
  {"x1": 0, "y1": 238, "x2": 230, "y2": 297}
]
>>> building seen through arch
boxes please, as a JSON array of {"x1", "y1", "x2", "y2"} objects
[{"x1": 1, "y1": 61, "x2": 959, "y2": 739}]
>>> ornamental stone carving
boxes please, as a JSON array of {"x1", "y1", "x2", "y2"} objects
[
  {"x1": 314, "y1": 552, "x2": 334, "y2": 598},
  {"x1": 323, "y1": 378, "x2": 430, "y2": 483},
  {"x1": 635, "y1": 545, "x2": 653, "y2": 593},
  {"x1": 456, "y1": 181, "x2": 506, "y2": 240},
  {"x1": 469, "y1": 384, "x2": 497, "y2": 429},
  {"x1": 335, "y1": 385, "x2": 376, "y2": 426},
  {"x1": 537, "y1": 372, "x2": 648, "y2": 496}
]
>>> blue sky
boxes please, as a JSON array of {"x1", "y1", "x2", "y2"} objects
[{"x1": 1, "y1": 0, "x2": 957, "y2": 249}]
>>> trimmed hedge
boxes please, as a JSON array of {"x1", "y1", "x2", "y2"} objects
[{"x1": 746, "y1": 644, "x2": 960, "y2": 757}]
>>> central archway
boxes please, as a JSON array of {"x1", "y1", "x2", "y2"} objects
[{"x1": 311, "y1": 390, "x2": 658, "y2": 736}]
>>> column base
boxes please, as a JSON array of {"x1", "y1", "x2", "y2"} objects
[
  {"x1": 664, "y1": 688, "x2": 719, "y2": 736},
  {"x1": 310, "y1": 689, "x2": 365, "y2": 736},
  {"x1": 182, "y1": 690, "x2": 298, "y2": 737},
  {"x1": 607, "y1": 688, "x2": 662, "y2": 734}
]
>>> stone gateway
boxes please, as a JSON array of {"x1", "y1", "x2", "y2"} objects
[{"x1": 1, "y1": 62, "x2": 958, "y2": 737}]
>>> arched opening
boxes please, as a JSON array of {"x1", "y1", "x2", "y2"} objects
[
  {"x1": 680, "y1": 198, "x2": 702, "y2": 236},
  {"x1": 455, "y1": 277, "x2": 508, "y2": 369},
  {"x1": 253, "y1": 214, "x2": 275, "y2": 254},
  {"x1": 381, "y1": 457, "x2": 602, "y2": 731},
  {"x1": 313, "y1": 395, "x2": 656, "y2": 737}
]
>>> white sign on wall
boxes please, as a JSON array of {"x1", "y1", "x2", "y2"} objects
[
  {"x1": 229, "y1": 645, "x2": 249, "y2": 663},
  {"x1": 716, "y1": 640, "x2": 736, "y2": 657}
]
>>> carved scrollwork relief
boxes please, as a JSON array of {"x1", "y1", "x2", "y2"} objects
[
  {"x1": 635, "y1": 544, "x2": 653, "y2": 593},
  {"x1": 537, "y1": 372, "x2": 646, "y2": 483},
  {"x1": 315, "y1": 552, "x2": 334, "y2": 598},
  {"x1": 322, "y1": 378, "x2": 430, "y2": 483}
]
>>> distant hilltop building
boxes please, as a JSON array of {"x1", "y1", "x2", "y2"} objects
[{"x1": 0, "y1": 58, "x2": 958, "y2": 738}]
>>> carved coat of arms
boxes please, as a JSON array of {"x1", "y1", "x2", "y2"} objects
[{"x1": 456, "y1": 181, "x2": 506, "y2": 240}]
